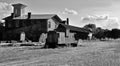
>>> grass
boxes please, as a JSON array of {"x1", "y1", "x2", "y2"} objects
[{"x1": 0, "y1": 40, "x2": 120, "y2": 66}]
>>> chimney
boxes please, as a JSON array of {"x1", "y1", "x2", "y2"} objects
[
  {"x1": 62, "y1": 21, "x2": 66, "y2": 24},
  {"x1": 27, "y1": 12, "x2": 31, "y2": 19},
  {"x1": 11, "y1": 13, "x2": 14, "y2": 18},
  {"x1": 66, "y1": 18, "x2": 69, "y2": 25}
]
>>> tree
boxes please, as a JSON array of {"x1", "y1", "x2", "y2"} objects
[
  {"x1": 94, "y1": 27, "x2": 105, "y2": 39},
  {"x1": 110, "y1": 29, "x2": 120, "y2": 39},
  {"x1": 83, "y1": 24, "x2": 97, "y2": 35},
  {"x1": 83, "y1": 24, "x2": 120, "y2": 40}
]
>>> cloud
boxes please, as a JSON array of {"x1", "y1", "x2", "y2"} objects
[
  {"x1": 0, "y1": 2, "x2": 12, "y2": 11},
  {"x1": 0, "y1": 2, "x2": 13, "y2": 20},
  {"x1": 81, "y1": 15, "x2": 120, "y2": 29},
  {"x1": 81, "y1": 15, "x2": 108, "y2": 21},
  {"x1": 62, "y1": 8, "x2": 78, "y2": 15}
]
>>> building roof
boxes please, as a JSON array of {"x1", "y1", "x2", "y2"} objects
[
  {"x1": 3, "y1": 15, "x2": 12, "y2": 20},
  {"x1": 12, "y1": 3, "x2": 27, "y2": 8},
  {"x1": 59, "y1": 23, "x2": 90, "y2": 33},
  {"x1": 14, "y1": 14, "x2": 57, "y2": 20}
]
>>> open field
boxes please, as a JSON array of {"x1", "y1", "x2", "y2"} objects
[{"x1": 0, "y1": 40, "x2": 120, "y2": 66}]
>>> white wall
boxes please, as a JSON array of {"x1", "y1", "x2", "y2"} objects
[{"x1": 58, "y1": 32, "x2": 66, "y2": 44}]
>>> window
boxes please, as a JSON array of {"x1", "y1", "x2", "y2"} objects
[
  {"x1": 65, "y1": 29, "x2": 69, "y2": 37},
  {"x1": 16, "y1": 21, "x2": 19, "y2": 27},
  {"x1": 19, "y1": 21, "x2": 23, "y2": 27},
  {"x1": 48, "y1": 21, "x2": 51, "y2": 28},
  {"x1": 15, "y1": 9, "x2": 17, "y2": 14},
  {"x1": 8, "y1": 22, "x2": 12, "y2": 28}
]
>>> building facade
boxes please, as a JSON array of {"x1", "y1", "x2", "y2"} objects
[{"x1": 2, "y1": 3, "x2": 89, "y2": 47}]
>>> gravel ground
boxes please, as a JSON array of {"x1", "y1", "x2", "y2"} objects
[{"x1": 0, "y1": 40, "x2": 120, "y2": 66}]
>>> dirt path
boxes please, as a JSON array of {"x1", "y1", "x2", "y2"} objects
[{"x1": 0, "y1": 40, "x2": 120, "y2": 66}]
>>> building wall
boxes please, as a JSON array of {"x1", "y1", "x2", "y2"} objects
[
  {"x1": 74, "y1": 32, "x2": 89, "y2": 40},
  {"x1": 5, "y1": 20, "x2": 13, "y2": 29},
  {"x1": 47, "y1": 19, "x2": 59, "y2": 31},
  {"x1": 13, "y1": 5, "x2": 26, "y2": 17},
  {"x1": 6, "y1": 19, "x2": 47, "y2": 31},
  {"x1": 56, "y1": 25, "x2": 77, "y2": 44},
  {"x1": 14, "y1": 8, "x2": 21, "y2": 17},
  {"x1": 57, "y1": 31, "x2": 76, "y2": 44},
  {"x1": 66, "y1": 29, "x2": 69, "y2": 37},
  {"x1": 65, "y1": 30, "x2": 76, "y2": 44},
  {"x1": 3, "y1": 19, "x2": 48, "y2": 41},
  {"x1": 58, "y1": 32, "x2": 66, "y2": 44},
  {"x1": 65, "y1": 32, "x2": 76, "y2": 44}
]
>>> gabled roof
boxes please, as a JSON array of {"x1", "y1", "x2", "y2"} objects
[
  {"x1": 58, "y1": 23, "x2": 90, "y2": 33},
  {"x1": 14, "y1": 14, "x2": 57, "y2": 19}
]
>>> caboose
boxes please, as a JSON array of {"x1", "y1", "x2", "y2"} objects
[{"x1": 2, "y1": 3, "x2": 89, "y2": 47}]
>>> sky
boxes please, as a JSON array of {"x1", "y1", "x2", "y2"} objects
[{"x1": 0, "y1": 0, "x2": 120, "y2": 29}]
